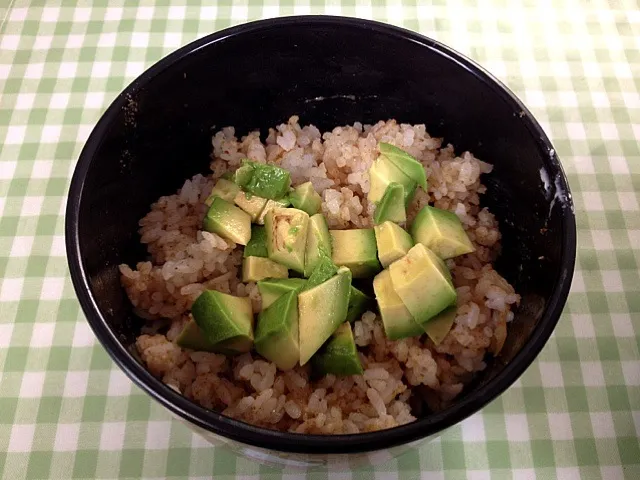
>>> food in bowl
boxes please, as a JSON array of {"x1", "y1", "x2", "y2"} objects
[{"x1": 119, "y1": 116, "x2": 520, "y2": 434}]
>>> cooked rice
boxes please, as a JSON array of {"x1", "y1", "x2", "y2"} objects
[{"x1": 120, "y1": 116, "x2": 520, "y2": 434}]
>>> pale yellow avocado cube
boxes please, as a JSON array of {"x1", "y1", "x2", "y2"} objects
[
  {"x1": 373, "y1": 269, "x2": 423, "y2": 340},
  {"x1": 411, "y1": 205, "x2": 475, "y2": 259},
  {"x1": 423, "y1": 305, "x2": 456, "y2": 345},
  {"x1": 234, "y1": 191, "x2": 268, "y2": 222},
  {"x1": 374, "y1": 221, "x2": 414, "y2": 268},
  {"x1": 242, "y1": 256, "x2": 289, "y2": 282},
  {"x1": 388, "y1": 244, "x2": 456, "y2": 325},
  {"x1": 205, "y1": 178, "x2": 241, "y2": 205},
  {"x1": 256, "y1": 198, "x2": 290, "y2": 225}
]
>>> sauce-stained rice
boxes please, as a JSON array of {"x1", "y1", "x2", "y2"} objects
[{"x1": 119, "y1": 116, "x2": 519, "y2": 433}]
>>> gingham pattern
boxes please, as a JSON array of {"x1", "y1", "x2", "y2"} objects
[{"x1": 1, "y1": 0, "x2": 639, "y2": 478}]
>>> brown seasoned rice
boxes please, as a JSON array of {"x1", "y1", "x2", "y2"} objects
[{"x1": 120, "y1": 116, "x2": 520, "y2": 434}]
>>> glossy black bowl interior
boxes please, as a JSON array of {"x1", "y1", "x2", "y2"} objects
[{"x1": 66, "y1": 16, "x2": 576, "y2": 454}]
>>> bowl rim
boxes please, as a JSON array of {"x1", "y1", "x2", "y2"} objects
[{"x1": 65, "y1": 15, "x2": 577, "y2": 454}]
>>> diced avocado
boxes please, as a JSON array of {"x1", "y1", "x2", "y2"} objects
[
  {"x1": 411, "y1": 205, "x2": 475, "y2": 259},
  {"x1": 242, "y1": 256, "x2": 289, "y2": 282},
  {"x1": 203, "y1": 196, "x2": 251, "y2": 245},
  {"x1": 205, "y1": 178, "x2": 241, "y2": 205},
  {"x1": 257, "y1": 278, "x2": 306, "y2": 309},
  {"x1": 368, "y1": 155, "x2": 417, "y2": 205},
  {"x1": 265, "y1": 207, "x2": 310, "y2": 273},
  {"x1": 254, "y1": 291, "x2": 299, "y2": 370},
  {"x1": 234, "y1": 160, "x2": 291, "y2": 200},
  {"x1": 290, "y1": 181, "x2": 322, "y2": 215},
  {"x1": 304, "y1": 253, "x2": 338, "y2": 290},
  {"x1": 373, "y1": 182, "x2": 406, "y2": 224},
  {"x1": 176, "y1": 318, "x2": 216, "y2": 351},
  {"x1": 330, "y1": 229, "x2": 381, "y2": 278},
  {"x1": 234, "y1": 164, "x2": 253, "y2": 186},
  {"x1": 311, "y1": 322, "x2": 363, "y2": 376},
  {"x1": 234, "y1": 191, "x2": 268, "y2": 222},
  {"x1": 373, "y1": 269, "x2": 423, "y2": 340},
  {"x1": 423, "y1": 305, "x2": 456, "y2": 345},
  {"x1": 379, "y1": 142, "x2": 428, "y2": 190},
  {"x1": 298, "y1": 267, "x2": 352, "y2": 365},
  {"x1": 215, "y1": 336, "x2": 254, "y2": 355},
  {"x1": 346, "y1": 285, "x2": 372, "y2": 323},
  {"x1": 388, "y1": 244, "x2": 456, "y2": 325},
  {"x1": 256, "y1": 197, "x2": 290, "y2": 225},
  {"x1": 191, "y1": 290, "x2": 254, "y2": 350},
  {"x1": 244, "y1": 225, "x2": 268, "y2": 258},
  {"x1": 304, "y1": 214, "x2": 332, "y2": 277},
  {"x1": 176, "y1": 319, "x2": 252, "y2": 354},
  {"x1": 374, "y1": 221, "x2": 414, "y2": 268}
]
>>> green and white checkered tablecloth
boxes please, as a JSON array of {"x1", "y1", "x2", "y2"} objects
[{"x1": 1, "y1": 0, "x2": 639, "y2": 478}]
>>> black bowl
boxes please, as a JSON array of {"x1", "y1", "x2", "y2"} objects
[{"x1": 66, "y1": 16, "x2": 575, "y2": 457}]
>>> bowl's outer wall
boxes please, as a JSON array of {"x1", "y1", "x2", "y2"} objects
[{"x1": 69, "y1": 17, "x2": 575, "y2": 454}]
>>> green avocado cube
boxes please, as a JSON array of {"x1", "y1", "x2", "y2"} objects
[
  {"x1": 205, "y1": 178, "x2": 241, "y2": 205},
  {"x1": 203, "y1": 196, "x2": 251, "y2": 245},
  {"x1": 234, "y1": 164, "x2": 253, "y2": 186},
  {"x1": 255, "y1": 291, "x2": 300, "y2": 370},
  {"x1": 379, "y1": 142, "x2": 428, "y2": 190},
  {"x1": 388, "y1": 244, "x2": 456, "y2": 325},
  {"x1": 298, "y1": 267, "x2": 352, "y2": 365},
  {"x1": 234, "y1": 160, "x2": 291, "y2": 200},
  {"x1": 242, "y1": 256, "x2": 289, "y2": 282},
  {"x1": 373, "y1": 269, "x2": 423, "y2": 340},
  {"x1": 290, "y1": 181, "x2": 322, "y2": 215},
  {"x1": 311, "y1": 322, "x2": 363, "y2": 376},
  {"x1": 257, "y1": 278, "x2": 306, "y2": 309},
  {"x1": 411, "y1": 205, "x2": 475, "y2": 259},
  {"x1": 265, "y1": 207, "x2": 310, "y2": 274},
  {"x1": 304, "y1": 214, "x2": 332, "y2": 277},
  {"x1": 345, "y1": 285, "x2": 372, "y2": 323},
  {"x1": 330, "y1": 228, "x2": 381, "y2": 278},
  {"x1": 368, "y1": 155, "x2": 417, "y2": 205},
  {"x1": 374, "y1": 221, "x2": 414, "y2": 268},
  {"x1": 176, "y1": 319, "x2": 216, "y2": 352},
  {"x1": 176, "y1": 318, "x2": 252, "y2": 355},
  {"x1": 373, "y1": 182, "x2": 406, "y2": 225},
  {"x1": 244, "y1": 225, "x2": 268, "y2": 258},
  {"x1": 304, "y1": 254, "x2": 338, "y2": 291},
  {"x1": 191, "y1": 290, "x2": 254, "y2": 349}
]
